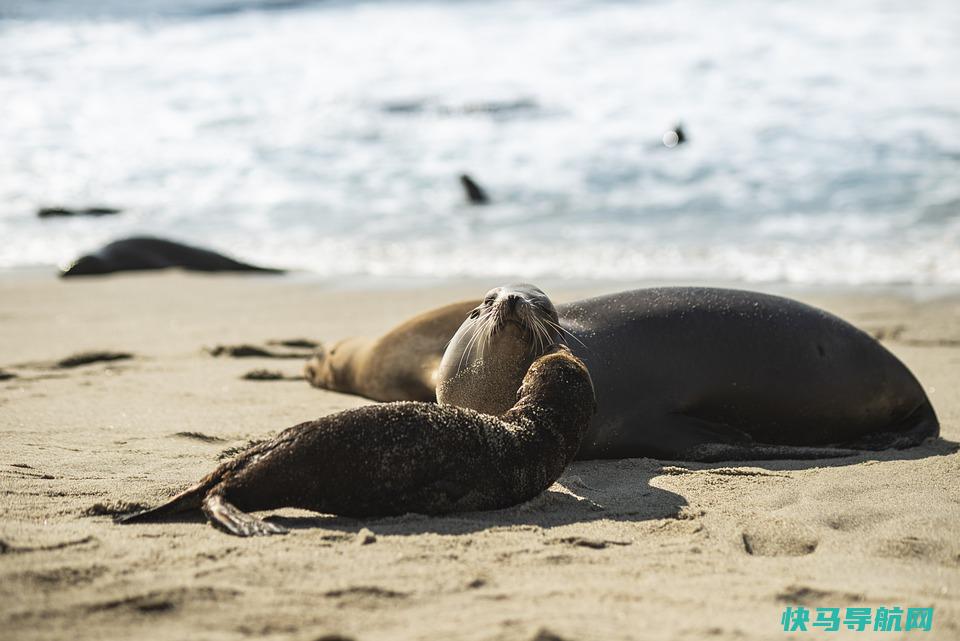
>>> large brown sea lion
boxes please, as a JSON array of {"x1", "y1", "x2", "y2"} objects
[
  {"x1": 61, "y1": 236, "x2": 284, "y2": 277},
  {"x1": 306, "y1": 285, "x2": 938, "y2": 461}
]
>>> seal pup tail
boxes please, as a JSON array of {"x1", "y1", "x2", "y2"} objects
[{"x1": 115, "y1": 479, "x2": 215, "y2": 524}]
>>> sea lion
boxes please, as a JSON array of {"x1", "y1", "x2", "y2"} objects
[
  {"x1": 60, "y1": 236, "x2": 284, "y2": 277},
  {"x1": 305, "y1": 299, "x2": 480, "y2": 402},
  {"x1": 307, "y1": 285, "x2": 939, "y2": 461},
  {"x1": 120, "y1": 345, "x2": 594, "y2": 536}
]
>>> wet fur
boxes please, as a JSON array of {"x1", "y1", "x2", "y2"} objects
[{"x1": 120, "y1": 347, "x2": 595, "y2": 536}]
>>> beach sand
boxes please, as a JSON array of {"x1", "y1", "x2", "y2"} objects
[{"x1": 1, "y1": 273, "x2": 957, "y2": 641}]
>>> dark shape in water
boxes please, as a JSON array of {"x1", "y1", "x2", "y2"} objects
[
  {"x1": 38, "y1": 206, "x2": 122, "y2": 218},
  {"x1": 662, "y1": 122, "x2": 687, "y2": 148},
  {"x1": 674, "y1": 123, "x2": 687, "y2": 144},
  {"x1": 460, "y1": 174, "x2": 490, "y2": 205},
  {"x1": 456, "y1": 98, "x2": 538, "y2": 115},
  {"x1": 60, "y1": 237, "x2": 285, "y2": 278}
]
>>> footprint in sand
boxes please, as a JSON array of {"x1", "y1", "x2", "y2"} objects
[
  {"x1": 170, "y1": 431, "x2": 227, "y2": 443},
  {"x1": 54, "y1": 351, "x2": 133, "y2": 369},
  {"x1": 323, "y1": 585, "x2": 409, "y2": 609},
  {"x1": 83, "y1": 586, "x2": 241, "y2": 615},
  {"x1": 741, "y1": 519, "x2": 819, "y2": 556},
  {"x1": 241, "y1": 368, "x2": 303, "y2": 381},
  {"x1": 776, "y1": 584, "x2": 864, "y2": 605},
  {"x1": 875, "y1": 535, "x2": 959, "y2": 566},
  {"x1": 2, "y1": 351, "x2": 136, "y2": 382}
]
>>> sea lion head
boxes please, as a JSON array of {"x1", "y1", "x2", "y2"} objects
[
  {"x1": 437, "y1": 283, "x2": 563, "y2": 416},
  {"x1": 304, "y1": 337, "x2": 364, "y2": 393},
  {"x1": 60, "y1": 254, "x2": 110, "y2": 277}
]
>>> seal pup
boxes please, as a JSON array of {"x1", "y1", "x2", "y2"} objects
[
  {"x1": 119, "y1": 345, "x2": 594, "y2": 536},
  {"x1": 309, "y1": 285, "x2": 939, "y2": 461},
  {"x1": 60, "y1": 236, "x2": 284, "y2": 277},
  {"x1": 459, "y1": 174, "x2": 490, "y2": 205}
]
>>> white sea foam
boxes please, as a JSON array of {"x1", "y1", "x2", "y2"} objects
[{"x1": 1, "y1": 0, "x2": 958, "y2": 285}]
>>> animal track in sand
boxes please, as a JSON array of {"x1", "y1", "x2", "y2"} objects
[
  {"x1": 82, "y1": 501, "x2": 152, "y2": 518},
  {"x1": 267, "y1": 338, "x2": 319, "y2": 349},
  {"x1": 84, "y1": 586, "x2": 241, "y2": 615},
  {"x1": 875, "y1": 536, "x2": 958, "y2": 565},
  {"x1": 55, "y1": 351, "x2": 133, "y2": 368},
  {"x1": 3, "y1": 464, "x2": 55, "y2": 479},
  {"x1": 867, "y1": 324, "x2": 960, "y2": 347},
  {"x1": 11, "y1": 564, "x2": 109, "y2": 590},
  {"x1": 550, "y1": 536, "x2": 632, "y2": 550},
  {"x1": 0, "y1": 535, "x2": 98, "y2": 555},
  {"x1": 170, "y1": 431, "x2": 227, "y2": 443},
  {"x1": 241, "y1": 368, "x2": 304, "y2": 381},
  {"x1": 206, "y1": 342, "x2": 313, "y2": 358},
  {"x1": 323, "y1": 586, "x2": 409, "y2": 609},
  {"x1": 741, "y1": 519, "x2": 819, "y2": 556},
  {"x1": 2, "y1": 351, "x2": 136, "y2": 382},
  {"x1": 659, "y1": 466, "x2": 792, "y2": 479},
  {"x1": 776, "y1": 585, "x2": 865, "y2": 605}
]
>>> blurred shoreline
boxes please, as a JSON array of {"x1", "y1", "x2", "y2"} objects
[{"x1": 4, "y1": 264, "x2": 960, "y2": 303}]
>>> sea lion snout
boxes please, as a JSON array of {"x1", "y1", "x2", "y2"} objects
[{"x1": 304, "y1": 343, "x2": 334, "y2": 389}]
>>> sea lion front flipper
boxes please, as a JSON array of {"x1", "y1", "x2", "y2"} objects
[{"x1": 202, "y1": 494, "x2": 288, "y2": 537}]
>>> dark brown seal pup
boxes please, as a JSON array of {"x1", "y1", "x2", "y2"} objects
[
  {"x1": 61, "y1": 236, "x2": 284, "y2": 277},
  {"x1": 120, "y1": 345, "x2": 594, "y2": 536},
  {"x1": 308, "y1": 285, "x2": 939, "y2": 461}
]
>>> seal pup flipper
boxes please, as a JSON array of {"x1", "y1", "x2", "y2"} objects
[
  {"x1": 202, "y1": 493, "x2": 288, "y2": 537},
  {"x1": 115, "y1": 482, "x2": 210, "y2": 524}
]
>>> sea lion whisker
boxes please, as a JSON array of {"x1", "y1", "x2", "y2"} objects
[
  {"x1": 455, "y1": 319, "x2": 480, "y2": 372},
  {"x1": 543, "y1": 318, "x2": 589, "y2": 352},
  {"x1": 531, "y1": 316, "x2": 549, "y2": 355},
  {"x1": 458, "y1": 319, "x2": 485, "y2": 373}
]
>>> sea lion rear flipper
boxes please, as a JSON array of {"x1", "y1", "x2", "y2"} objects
[
  {"x1": 202, "y1": 494, "x2": 288, "y2": 537},
  {"x1": 680, "y1": 442, "x2": 860, "y2": 463},
  {"x1": 625, "y1": 413, "x2": 860, "y2": 462}
]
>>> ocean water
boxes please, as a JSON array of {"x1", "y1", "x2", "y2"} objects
[{"x1": 1, "y1": 0, "x2": 958, "y2": 285}]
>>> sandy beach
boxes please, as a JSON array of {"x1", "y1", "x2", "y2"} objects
[{"x1": 1, "y1": 272, "x2": 958, "y2": 641}]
